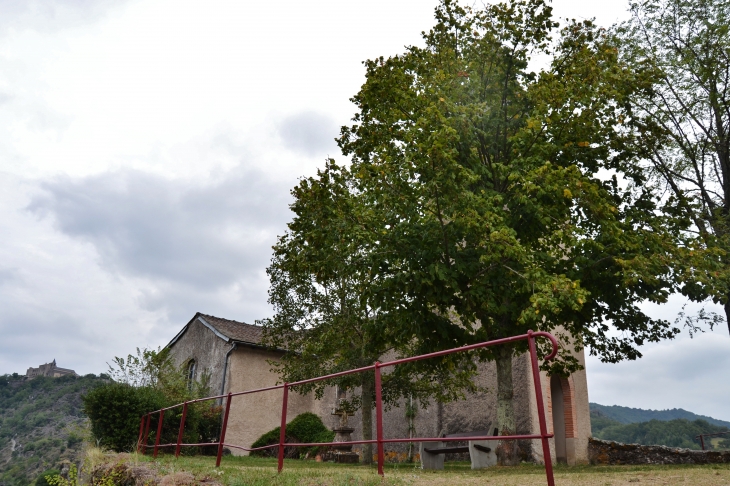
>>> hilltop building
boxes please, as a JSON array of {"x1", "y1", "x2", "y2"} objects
[
  {"x1": 166, "y1": 312, "x2": 591, "y2": 465},
  {"x1": 26, "y1": 359, "x2": 77, "y2": 379}
]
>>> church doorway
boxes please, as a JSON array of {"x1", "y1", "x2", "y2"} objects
[{"x1": 550, "y1": 375, "x2": 568, "y2": 463}]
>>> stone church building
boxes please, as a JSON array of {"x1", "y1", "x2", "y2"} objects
[
  {"x1": 166, "y1": 312, "x2": 591, "y2": 465},
  {"x1": 26, "y1": 359, "x2": 77, "y2": 378}
]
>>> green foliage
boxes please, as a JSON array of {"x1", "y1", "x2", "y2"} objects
[
  {"x1": 594, "y1": 418, "x2": 729, "y2": 450},
  {"x1": 0, "y1": 374, "x2": 103, "y2": 486},
  {"x1": 66, "y1": 433, "x2": 83, "y2": 448},
  {"x1": 617, "y1": 0, "x2": 730, "y2": 333},
  {"x1": 107, "y1": 347, "x2": 211, "y2": 402},
  {"x1": 82, "y1": 383, "x2": 169, "y2": 452},
  {"x1": 84, "y1": 347, "x2": 219, "y2": 454},
  {"x1": 45, "y1": 464, "x2": 79, "y2": 486},
  {"x1": 250, "y1": 412, "x2": 334, "y2": 458},
  {"x1": 590, "y1": 412, "x2": 623, "y2": 436},
  {"x1": 35, "y1": 469, "x2": 60, "y2": 486},
  {"x1": 264, "y1": 1, "x2": 683, "y2": 454}
]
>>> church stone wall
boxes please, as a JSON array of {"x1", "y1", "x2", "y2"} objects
[
  {"x1": 311, "y1": 351, "x2": 543, "y2": 461},
  {"x1": 167, "y1": 319, "x2": 233, "y2": 397}
]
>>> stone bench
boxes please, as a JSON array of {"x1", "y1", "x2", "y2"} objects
[{"x1": 420, "y1": 426, "x2": 499, "y2": 470}]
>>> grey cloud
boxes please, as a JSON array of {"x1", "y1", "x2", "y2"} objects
[
  {"x1": 587, "y1": 331, "x2": 730, "y2": 421},
  {"x1": 28, "y1": 166, "x2": 292, "y2": 296},
  {"x1": 0, "y1": 266, "x2": 20, "y2": 286},
  {"x1": 277, "y1": 111, "x2": 339, "y2": 157}
]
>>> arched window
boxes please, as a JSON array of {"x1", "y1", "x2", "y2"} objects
[{"x1": 186, "y1": 360, "x2": 197, "y2": 389}]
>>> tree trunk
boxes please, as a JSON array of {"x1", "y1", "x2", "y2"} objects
[
  {"x1": 361, "y1": 377, "x2": 374, "y2": 465},
  {"x1": 725, "y1": 299, "x2": 730, "y2": 337},
  {"x1": 495, "y1": 346, "x2": 519, "y2": 466}
]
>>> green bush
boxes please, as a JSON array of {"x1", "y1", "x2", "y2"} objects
[
  {"x1": 66, "y1": 433, "x2": 83, "y2": 448},
  {"x1": 34, "y1": 469, "x2": 59, "y2": 486},
  {"x1": 718, "y1": 438, "x2": 730, "y2": 449},
  {"x1": 250, "y1": 412, "x2": 334, "y2": 458},
  {"x1": 82, "y1": 383, "x2": 169, "y2": 452}
]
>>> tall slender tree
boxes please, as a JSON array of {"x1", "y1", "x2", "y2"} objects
[{"x1": 618, "y1": 0, "x2": 730, "y2": 334}]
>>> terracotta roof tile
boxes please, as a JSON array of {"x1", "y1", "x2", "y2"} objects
[{"x1": 197, "y1": 313, "x2": 263, "y2": 344}]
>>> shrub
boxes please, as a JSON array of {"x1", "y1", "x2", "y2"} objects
[
  {"x1": 250, "y1": 412, "x2": 334, "y2": 458},
  {"x1": 66, "y1": 433, "x2": 83, "y2": 448},
  {"x1": 35, "y1": 469, "x2": 59, "y2": 486},
  {"x1": 82, "y1": 383, "x2": 169, "y2": 452}
]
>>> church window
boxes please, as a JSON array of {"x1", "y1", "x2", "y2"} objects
[{"x1": 186, "y1": 360, "x2": 197, "y2": 389}]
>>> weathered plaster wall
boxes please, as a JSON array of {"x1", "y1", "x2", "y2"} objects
[
  {"x1": 224, "y1": 347, "x2": 318, "y2": 455},
  {"x1": 167, "y1": 319, "x2": 233, "y2": 396},
  {"x1": 571, "y1": 349, "x2": 591, "y2": 464},
  {"x1": 536, "y1": 342, "x2": 591, "y2": 465}
]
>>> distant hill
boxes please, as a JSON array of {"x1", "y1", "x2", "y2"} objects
[
  {"x1": 590, "y1": 403, "x2": 730, "y2": 450},
  {"x1": 0, "y1": 373, "x2": 107, "y2": 486},
  {"x1": 590, "y1": 403, "x2": 730, "y2": 429}
]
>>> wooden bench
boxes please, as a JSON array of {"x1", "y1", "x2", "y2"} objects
[{"x1": 420, "y1": 427, "x2": 499, "y2": 470}]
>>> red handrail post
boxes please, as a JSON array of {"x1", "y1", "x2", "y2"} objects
[
  {"x1": 374, "y1": 362, "x2": 384, "y2": 476},
  {"x1": 137, "y1": 415, "x2": 146, "y2": 453},
  {"x1": 527, "y1": 330, "x2": 555, "y2": 486},
  {"x1": 142, "y1": 414, "x2": 151, "y2": 455},
  {"x1": 216, "y1": 393, "x2": 233, "y2": 467},
  {"x1": 176, "y1": 402, "x2": 188, "y2": 458},
  {"x1": 153, "y1": 410, "x2": 165, "y2": 458},
  {"x1": 278, "y1": 384, "x2": 289, "y2": 473},
  {"x1": 699, "y1": 434, "x2": 706, "y2": 451}
]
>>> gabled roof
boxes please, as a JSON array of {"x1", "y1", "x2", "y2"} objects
[{"x1": 166, "y1": 312, "x2": 264, "y2": 348}]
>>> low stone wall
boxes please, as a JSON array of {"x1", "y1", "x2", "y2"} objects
[{"x1": 589, "y1": 438, "x2": 730, "y2": 465}]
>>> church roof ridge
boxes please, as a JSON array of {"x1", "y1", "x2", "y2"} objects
[
  {"x1": 166, "y1": 312, "x2": 264, "y2": 349},
  {"x1": 196, "y1": 313, "x2": 263, "y2": 344}
]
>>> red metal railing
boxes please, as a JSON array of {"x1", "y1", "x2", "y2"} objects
[
  {"x1": 137, "y1": 330, "x2": 559, "y2": 486},
  {"x1": 696, "y1": 431, "x2": 730, "y2": 450}
]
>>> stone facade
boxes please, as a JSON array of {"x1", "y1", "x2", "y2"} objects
[
  {"x1": 166, "y1": 313, "x2": 591, "y2": 464},
  {"x1": 26, "y1": 359, "x2": 77, "y2": 378}
]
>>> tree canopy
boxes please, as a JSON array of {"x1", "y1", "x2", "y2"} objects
[{"x1": 264, "y1": 0, "x2": 686, "y2": 465}]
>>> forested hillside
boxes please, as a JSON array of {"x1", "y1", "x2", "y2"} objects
[
  {"x1": 591, "y1": 406, "x2": 730, "y2": 450},
  {"x1": 590, "y1": 403, "x2": 730, "y2": 428},
  {"x1": 0, "y1": 373, "x2": 106, "y2": 486}
]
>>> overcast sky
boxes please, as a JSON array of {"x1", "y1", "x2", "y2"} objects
[{"x1": 0, "y1": 0, "x2": 727, "y2": 421}]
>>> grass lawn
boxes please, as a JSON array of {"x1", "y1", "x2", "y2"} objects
[{"x1": 128, "y1": 453, "x2": 730, "y2": 485}]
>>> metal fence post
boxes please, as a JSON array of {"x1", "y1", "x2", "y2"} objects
[
  {"x1": 216, "y1": 393, "x2": 233, "y2": 467},
  {"x1": 278, "y1": 384, "x2": 289, "y2": 473},
  {"x1": 374, "y1": 362, "x2": 384, "y2": 476},
  {"x1": 137, "y1": 415, "x2": 146, "y2": 454},
  {"x1": 527, "y1": 330, "x2": 555, "y2": 486},
  {"x1": 142, "y1": 414, "x2": 151, "y2": 455},
  {"x1": 153, "y1": 410, "x2": 165, "y2": 458},
  {"x1": 176, "y1": 402, "x2": 188, "y2": 458}
]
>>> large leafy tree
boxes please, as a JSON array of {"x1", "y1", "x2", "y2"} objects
[
  {"x1": 617, "y1": 0, "x2": 730, "y2": 334},
  {"x1": 265, "y1": 0, "x2": 683, "y2": 465},
  {"x1": 263, "y1": 163, "x2": 476, "y2": 464}
]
